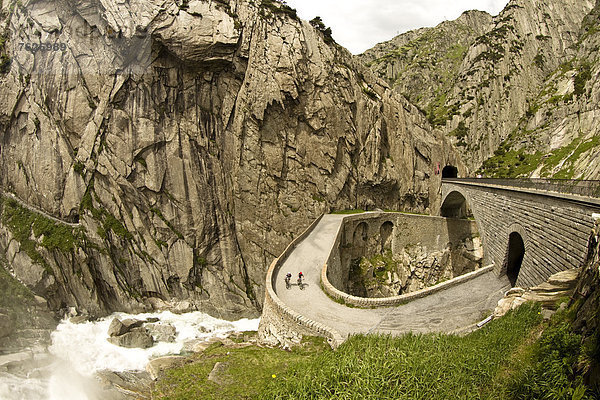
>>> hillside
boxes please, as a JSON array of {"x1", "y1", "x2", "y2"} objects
[{"x1": 361, "y1": 0, "x2": 600, "y2": 178}]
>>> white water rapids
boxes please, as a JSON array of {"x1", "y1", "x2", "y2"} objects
[{"x1": 0, "y1": 311, "x2": 260, "y2": 400}]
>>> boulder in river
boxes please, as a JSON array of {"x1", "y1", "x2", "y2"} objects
[
  {"x1": 107, "y1": 327, "x2": 154, "y2": 349},
  {"x1": 108, "y1": 318, "x2": 145, "y2": 337},
  {"x1": 145, "y1": 323, "x2": 177, "y2": 343}
]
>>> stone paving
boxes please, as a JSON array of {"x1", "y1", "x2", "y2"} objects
[{"x1": 275, "y1": 214, "x2": 511, "y2": 338}]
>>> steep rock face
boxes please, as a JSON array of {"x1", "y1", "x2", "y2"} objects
[
  {"x1": 362, "y1": 0, "x2": 597, "y2": 175},
  {"x1": 480, "y1": 0, "x2": 600, "y2": 179},
  {"x1": 0, "y1": 0, "x2": 457, "y2": 318},
  {"x1": 360, "y1": 10, "x2": 493, "y2": 119}
]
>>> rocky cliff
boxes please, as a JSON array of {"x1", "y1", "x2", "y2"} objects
[
  {"x1": 0, "y1": 0, "x2": 457, "y2": 319},
  {"x1": 362, "y1": 0, "x2": 600, "y2": 178}
]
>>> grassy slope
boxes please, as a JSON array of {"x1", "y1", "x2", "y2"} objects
[
  {"x1": 261, "y1": 304, "x2": 543, "y2": 400},
  {"x1": 154, "y1": 302, "x2": 600, "y2": 399}
]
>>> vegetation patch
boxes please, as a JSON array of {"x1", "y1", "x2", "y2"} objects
[
  {"x1": 262, "y1": 304, "x2": 543, "y2": 399},
  {"x1": 541, "y1": 135, "x2": 600, "y2": 179},
  {"x1": 449, "y1": 121, "x2": 468, "y2": 147},
  {"x1": 0, "y1": 31, "x2": 10, "y2": 74},
  {"x1": 150, "y1": 207, "x2": 184, "y2": 240},
  {"x1": 0, "y1": 196, "x2": 84, "y2": 269},
  {"x1": 362, "y1": 87, "x2": 378, "y2": 100},
  {"x1": 331, "y1": 209, "x2": 366, "y2": 215},
  {"x1": 153, "y1": 337, "x2": 330, "y2": 400},
  {"x1": 574, "y1": 62, "x2": 592, "y2": 97},
  {"x1": 479, "y1": 147, "x2": 543, "y2": 178},
  {"x1": 80, "y1": 178, "x2": 133, "y2": 241},
  {"x1": 309, "y1": 16, "x2": 334, "y2": 44},
  {"x1": 259, "y1": 0, "x2": 298, "y2": 20}
]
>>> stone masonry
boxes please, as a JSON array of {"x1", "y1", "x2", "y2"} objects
[{"x1": 441, "y1": 180, "x2": 600, "y2": 287}]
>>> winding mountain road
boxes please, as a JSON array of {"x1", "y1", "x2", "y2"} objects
[{"x1": 274, "y1": 214, "x2": 510, "y2": 338}]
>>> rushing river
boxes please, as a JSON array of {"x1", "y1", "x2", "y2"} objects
[{"x1": 0, "y1": 311, "x2": 260, "y2": 400}]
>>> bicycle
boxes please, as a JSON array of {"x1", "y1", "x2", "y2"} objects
[
  {"x1": 285, "y1": 273, "x2": 292, "y2": 289},
  {"x1": 297, "y1": 276, "x2": 304, "y2": 290}
]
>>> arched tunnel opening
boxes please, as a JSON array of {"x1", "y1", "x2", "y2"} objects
[
  {"x1": 440, "y1": 191, "x2": 472, "y2": 219},
  {"x1": 442, "y1": 165, "x2": 458, "y2": 178},
  {"x1": 380, "y1": 221, "x2": 394, "y2": 252},
  {"x1": 505, "y1": 232, "x2": 525, "y2": 287}
]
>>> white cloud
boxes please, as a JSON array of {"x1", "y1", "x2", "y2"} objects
[{"x1": 285, "y1": 0, "x2": 510, "y2": 54}]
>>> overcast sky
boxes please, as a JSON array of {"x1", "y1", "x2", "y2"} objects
[{"x1": 285, "y1": 0, "x2": 510, "y2": 54}]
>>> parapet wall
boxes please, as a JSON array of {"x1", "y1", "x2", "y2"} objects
[{"x1": 258, "y1": 214, "x2": 344, "y2": 348}]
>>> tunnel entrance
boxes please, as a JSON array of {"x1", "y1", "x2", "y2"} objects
[
  {"x1": 505, "y1": 232, "x2": 525, "y2": 287},
  {"x1": 442, "y1": 165, "x2": 458, "y2": 178}
]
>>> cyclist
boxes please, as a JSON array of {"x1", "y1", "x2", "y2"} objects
[
  {"x1": 285, "y1": 272, "x2": 292, "y2": 289},
  {"x1": 297, "y1": 272, "x2": 304, "y2": 289}
]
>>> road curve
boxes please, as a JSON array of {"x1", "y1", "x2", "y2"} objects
[{"x1": 274, "y1": 214, "x2": 510, "y2": 338}]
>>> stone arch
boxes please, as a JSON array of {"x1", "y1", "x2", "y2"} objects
[
  {"x1": 380, "y1": 221, "x2": 394, "y2": 252},
  {"x1": 353, "y1": 222, "x2": 368, "y2": 244},
  {"x1": 441, "y1": 190, "x2": 471, "y2": 219},
  {"x1": 504, "y1": 231, "x2": 525, "y2": 287},
  {"x1": 442, "y1": 165, "x2": 458, "y2": 178}
]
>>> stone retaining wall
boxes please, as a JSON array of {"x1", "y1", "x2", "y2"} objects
[
  {"x1": 258, "y1": 215, "x2": 345, "y2": 348},
  {"x1": 326, "y1": 212, "x2": 481, "y2": 294},
  {"x1": 442, "y1": 182, "x2": 600, "y2": 287},
  {"x1": 321, "y1": 262, "x2": 494, "y2": 308},
  {"x1": 320, "y1": 211, "x2": 493, "y2": 308}
]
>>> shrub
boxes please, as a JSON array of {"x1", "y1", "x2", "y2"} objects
[{"x1": 310, "y1": 16, "x2": 334, "y2": 44}]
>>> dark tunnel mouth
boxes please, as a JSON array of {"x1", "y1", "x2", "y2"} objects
[
  {"x1": 505, "y1": 232, "x2": 525, "y2": 287},
  {"x1": 442, "y1": 165, "x2": 458, "y2": 178}
]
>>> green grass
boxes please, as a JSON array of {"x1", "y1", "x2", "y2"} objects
[
  {"x1": 331, "y1": 209, "x2": 366, "y2": 215},
  {"x1": 541, "y1": 135, "x2": 600, "y2": 179},
  {"x1": 479, "y1": 149, "x2": 543, "y2": 178},
  {"x1": 154, "y1": 302, "x2": 600, "y2": 399},
  {"x1": 261, "y1": 304, "x2": 543, "y2": 399},
  {"x1": 153, "y1": 337, "x2": 330, "y2": 400}
]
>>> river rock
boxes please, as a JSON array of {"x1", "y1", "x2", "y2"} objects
[
  {"x1": 207, "y1": 362, "x2": 229, "y2": 385},
  {"x1": 145, "y1": 323, "x2": 177, "y2": 343},
  {"x1": 505, "y1": 287, "x2": 526, "y2": 297},
  {"x1": 0, "y1": 351, "x2": 32, "y2": 372},
  {"x1": 145, "y1": 356, "x2": 187, "y2": 381},
  {"x1": 107, "y1": 318, "x2": 127, "y2": 337},
  {"x1": 108, "y1": 318, "x2": 146, "y2": 337},
  {"x1": 95, "y1": 370, "x2": 153, "y2": 399},
  {"x1": 107, "y1": 328, "x2": 154, "y2": 349}
]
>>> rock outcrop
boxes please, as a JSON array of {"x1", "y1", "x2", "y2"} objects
[
  {"x1": 362, "y1": 0, "x2": 600, "y2": 178},
  {"x1": 0, "y1": 0, "x2": 457, "y2": 320},
  {"x1": 493, "y1": 269, "x2": 580, "y2": 318}
]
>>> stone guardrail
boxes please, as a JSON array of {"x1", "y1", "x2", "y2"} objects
[
  {"x1": 321, "y1": 262, "x2": 495, "y2": 308},
  {"x1": 443, "y1": 178, "x2": 600, "y2": 205},
  {"x1": 262, "y1": 214, "x2": 345, "y2": 347}
]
